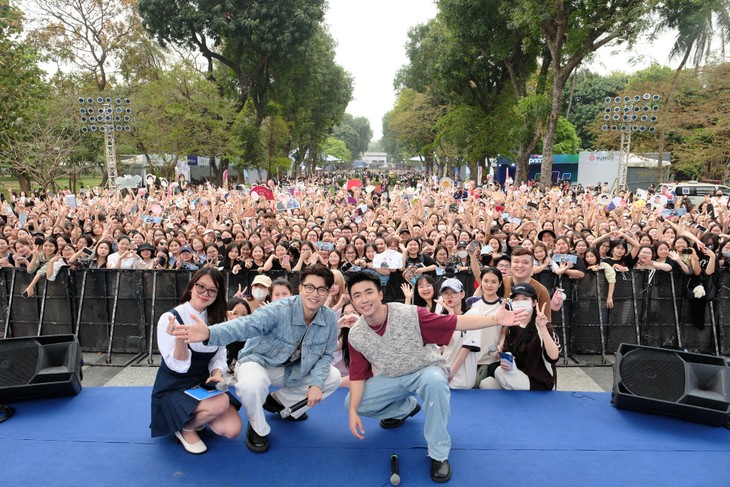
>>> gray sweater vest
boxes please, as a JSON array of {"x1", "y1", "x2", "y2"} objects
[{"x1": 348, "y1": 302, "x2": 449, "y2": 378}]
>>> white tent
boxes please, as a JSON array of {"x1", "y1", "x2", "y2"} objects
[{"x1": 627, "y1": 153, "x2": 670, "y2": 167}]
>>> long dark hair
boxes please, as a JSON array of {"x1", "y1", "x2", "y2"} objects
[
  {"x1": 338, "y1": 300, "x2": 358, "y2": 369},
  {"x1": 180, "y1": 268, "x2": 227, "y2": 325},
  {"x1": 413, "y1": 275, "x2": 439, "y2": 312}
]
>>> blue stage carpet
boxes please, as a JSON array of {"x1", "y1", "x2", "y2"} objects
[{"x1": 1, "y1": 387, "x2": 728, "y2": 486}]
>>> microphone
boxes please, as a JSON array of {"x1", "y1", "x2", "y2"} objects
[
  {"x1": 280, "y1": 398, "x2": 308, "y2": 419},
  {"x1": 390, "y1": 453, "x2": 400, "y2": 486}
]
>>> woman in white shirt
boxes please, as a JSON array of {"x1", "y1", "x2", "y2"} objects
[{"x1": 150, "y1": 268, "x2": 242, "y2": 454}]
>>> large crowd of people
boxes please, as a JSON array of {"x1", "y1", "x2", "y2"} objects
[{"x1": 5, "y1": 170, "x2": 729, "y2": 482}]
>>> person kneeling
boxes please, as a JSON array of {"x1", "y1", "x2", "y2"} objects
[
  {"x1": 344, "y1": 272, "x2": 526, "y2": 483},
  {"x1": 479, "y1": 283, "x2": 561, "y2": 391},
  {"x1": 176, "y1": 264, "x2": 341, "y2": 453}
]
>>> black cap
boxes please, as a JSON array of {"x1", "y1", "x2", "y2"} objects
[
  {"x1": 457, "y1": 240, "x2": 469, "y2": 248},
  {"x1": 510, "y1": 283, "x2": 537, "y2": 299},
  {"x1": 137, "y1": 242, "x2": 155, "y2": 253}
]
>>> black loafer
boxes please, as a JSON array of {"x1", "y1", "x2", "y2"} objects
[
  {"x1": 245, "y1": 423, "x2": 269, "y2": 453},
  {"x1": 380, "y1": 403, "x2": 421, "y2": 429},
  {"x1": 263, "y1": 393, "x2": 284, "y2": 414},
  {"x1": 263, "y1": 393, "x2": 308, "y2": 421},
  {"x1": 430, "y1": 458, "x2": 451, "y2": 483}
]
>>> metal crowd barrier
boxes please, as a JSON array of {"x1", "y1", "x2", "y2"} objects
[{"x1": 0, "y1": 268, "x2": 727, "y2": 366}]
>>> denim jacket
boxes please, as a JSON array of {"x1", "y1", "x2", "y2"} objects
[{"x1": 206, "y1": 296, "x2": 337, "y2": 390}]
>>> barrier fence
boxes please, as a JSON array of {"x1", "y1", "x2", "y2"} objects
[{"x1": 1, "y1": 268, "x2": 728, "y2": 366}]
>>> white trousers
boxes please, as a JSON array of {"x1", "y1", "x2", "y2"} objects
[
  {"x1": 479, "y1": 367, "x2": 531, "y2": 390},
  {"x1": 235, "y1": 361, "x2": 341, "y2": 436}
]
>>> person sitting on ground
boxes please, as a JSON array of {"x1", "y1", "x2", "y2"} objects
[
  {"x1": 479, "y1": 283, "x2": 561, "y2": 391},
  {"x1": 344, "y1": 271, "x2": 527, "y2": 483},
  {"x1": 175, "y1": 263, "x2": 342, "y2": 454},
  {"x1": 437, "y1": 278, "x2": 480, "y2": 390},
  {"x1": 466, "y1": 267, "x2": 506, "y2": 388},
  {"x1": 150, "y1": 268, "x2": 242, "y2": 454}
]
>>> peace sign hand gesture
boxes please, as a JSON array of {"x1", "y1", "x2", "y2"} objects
[{"x1": 536, "y1": 302, "x2": 549, "y2": 329}]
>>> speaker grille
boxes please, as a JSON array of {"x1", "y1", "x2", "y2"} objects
[
  {"x1": 619, "y1": 348, "x2": 685, "y2": 402},
  {"x1": 0, "y1": 340, "x2": 40, "y2": 387}
]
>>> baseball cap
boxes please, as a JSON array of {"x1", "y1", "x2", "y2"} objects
[
  {"x1": 440, "y1": 278, "x2": 464, "y2": 293},
  {"x1": 456, "y1": 241, "x2": 468, "y2": 249},
  {"x1": 510, "y1": 283, "x2": 537, "y2": 299},
  {"x1": 251, "y1": 275, "x2": 272, "y2": 288},
  {"x1": 179, "y1": 245, "x2": 193, "y2": 253}
]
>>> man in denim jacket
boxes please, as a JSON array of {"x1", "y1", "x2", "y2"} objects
[{"x1": 180, "y1": 263, "x2": 341, "y2": 452}]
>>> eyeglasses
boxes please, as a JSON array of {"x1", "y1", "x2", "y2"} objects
[
  {"x1": 301, "y1": 283, "x2": 330, "y2": 297},
  {"x1": 193, "y1": 282, "x2": 218, "y2": 298}
]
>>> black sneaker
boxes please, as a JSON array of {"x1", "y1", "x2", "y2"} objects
[
  {"x1": 380, "y1": 403, "x2": 421, "y2": 429},
  {"x1": 430, "y1": 458, "x2": 451, "y2": 483},
  {"x1": 245, "y1": 423, "x2": 269, "y2": 453},
  {"x1": 263, "y1": 393, "x2": 308, "y2": 421}
]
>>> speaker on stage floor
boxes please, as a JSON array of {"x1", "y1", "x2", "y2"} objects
[
  {"x1": 0, "y1": 335, "x2": 82, "y2": 401},
  {"x1": 612, "y1": 343, "x2": 730, "y2": 426}
]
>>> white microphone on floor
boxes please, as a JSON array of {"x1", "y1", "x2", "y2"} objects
[{"x1": 390, "y1": 453, "x2": 400, "y2": 486}]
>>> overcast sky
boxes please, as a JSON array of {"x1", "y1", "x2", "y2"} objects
[{"x1": 325, "y1": 0, "x2": 683, "y2": 142}]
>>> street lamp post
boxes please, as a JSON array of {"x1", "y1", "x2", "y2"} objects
[
  {"x1": 601, "y1": 93, "x2": 661, "y2": 190},
  {"x1": 78, "y1": 96, "x2": 132, "y2": 193}
]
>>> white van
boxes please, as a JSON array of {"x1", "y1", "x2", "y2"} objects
[{"x1": 673, "y1": 181, "x2": 730, "y2": 207}]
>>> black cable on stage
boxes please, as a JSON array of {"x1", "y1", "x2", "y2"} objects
[{"x1": 0, "y1": 404, "x2": 15, "y2": 423}]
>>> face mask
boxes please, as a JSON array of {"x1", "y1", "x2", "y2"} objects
[
  {"x1": 722, "y1": 251, "x2": 730, "y2": 259},
  {"x1": 222, "y1": 237, "x2": 232, "y2": 245},
  {"x1": 457, "y1": 250, "x2": 467, "y2": 259},
  {"x1": 510, "y1": 299, "x2": 533, "y2": 312},
  {"x1": 252, "y1": 288, "x2": 268, "y2": 301},
  {"x1": 438, "y1": 225, "x2": 446, "y2": 231}
]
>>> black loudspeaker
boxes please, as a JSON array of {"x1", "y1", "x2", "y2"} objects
[
  {"x1": 612, "y1": 343, "x2": 730, "y2": 426},
  {"x1": 0, "y1": 335, "x2": 83, "y2": 401}
]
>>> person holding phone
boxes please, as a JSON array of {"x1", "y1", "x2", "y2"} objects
[
  {"x1": 23, "y1": 238, "x2": 57, "y2": 297},
  {"x1": 480, "y1": 283, "x2": 561, "y2": 391},
  {"x1": 150, "y1": 268, "x2": 242, "y2": 454}
]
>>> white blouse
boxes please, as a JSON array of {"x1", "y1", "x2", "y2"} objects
[{"x1": 156, "y1": 301, "x2": 227, "y2": 374}]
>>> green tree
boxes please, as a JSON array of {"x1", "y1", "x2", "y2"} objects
[
  {"x1": 28, "y1": 0, "x2": 139, "y2": 92},
  {"x1": 338, "y1": 114, "x2": 372, "y2": 160},
  {"x1": 0, "y1": 98, "x2": 84, "y2": 192},
  {"x1": 562, "y1": 70, "x2": 628, "y2": 148},
  {"x1": 0, "y1": 0, "x2": 50, "y2": 192},
  {"x1": 260, "y1": 114, "x2": 289, "y2": 175},
  {"x1": 321, "y1": 137, "x2": 350, "y2": 164},
  {"x1": 133, "y1": 65, "x2": 242, "y2": 179},
  {"x1": 650, "y1": 0, "x2": 730, "y2": 181},
  {"x1": 331, "y1": 123, "x2": 361, "y2": 160},
  {"x1": 138, "y1": 0, "x2": 326, "y2": 112},
  {"x1": 272, "y1": 28, "x2": 352, "y2": 175},
  {"x1": 384, "y1": 89, "x2": 446, "y2": 175},
  {"x1": 508, "y1": 0, "x2": 654, "y2": 187},
  {"x1": 404, "y1": 1, "x2": 548, "y2": 181}
]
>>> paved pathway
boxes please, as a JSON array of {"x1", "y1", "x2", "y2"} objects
[{"x1": 81, "y1": 352, "x2": 616, "y2": 392}]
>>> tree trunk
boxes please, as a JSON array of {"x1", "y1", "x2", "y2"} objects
[
  {"x1": 17, "y1": 173, "x2": 32, "y2": 194},
  {"x1": 540, "y1": 80, "x2": 565, "y2": 188}
]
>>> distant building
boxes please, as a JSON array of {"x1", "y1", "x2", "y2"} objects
[{"x1": 362, "y1": 152, "x2": 388, "y2": 169}]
